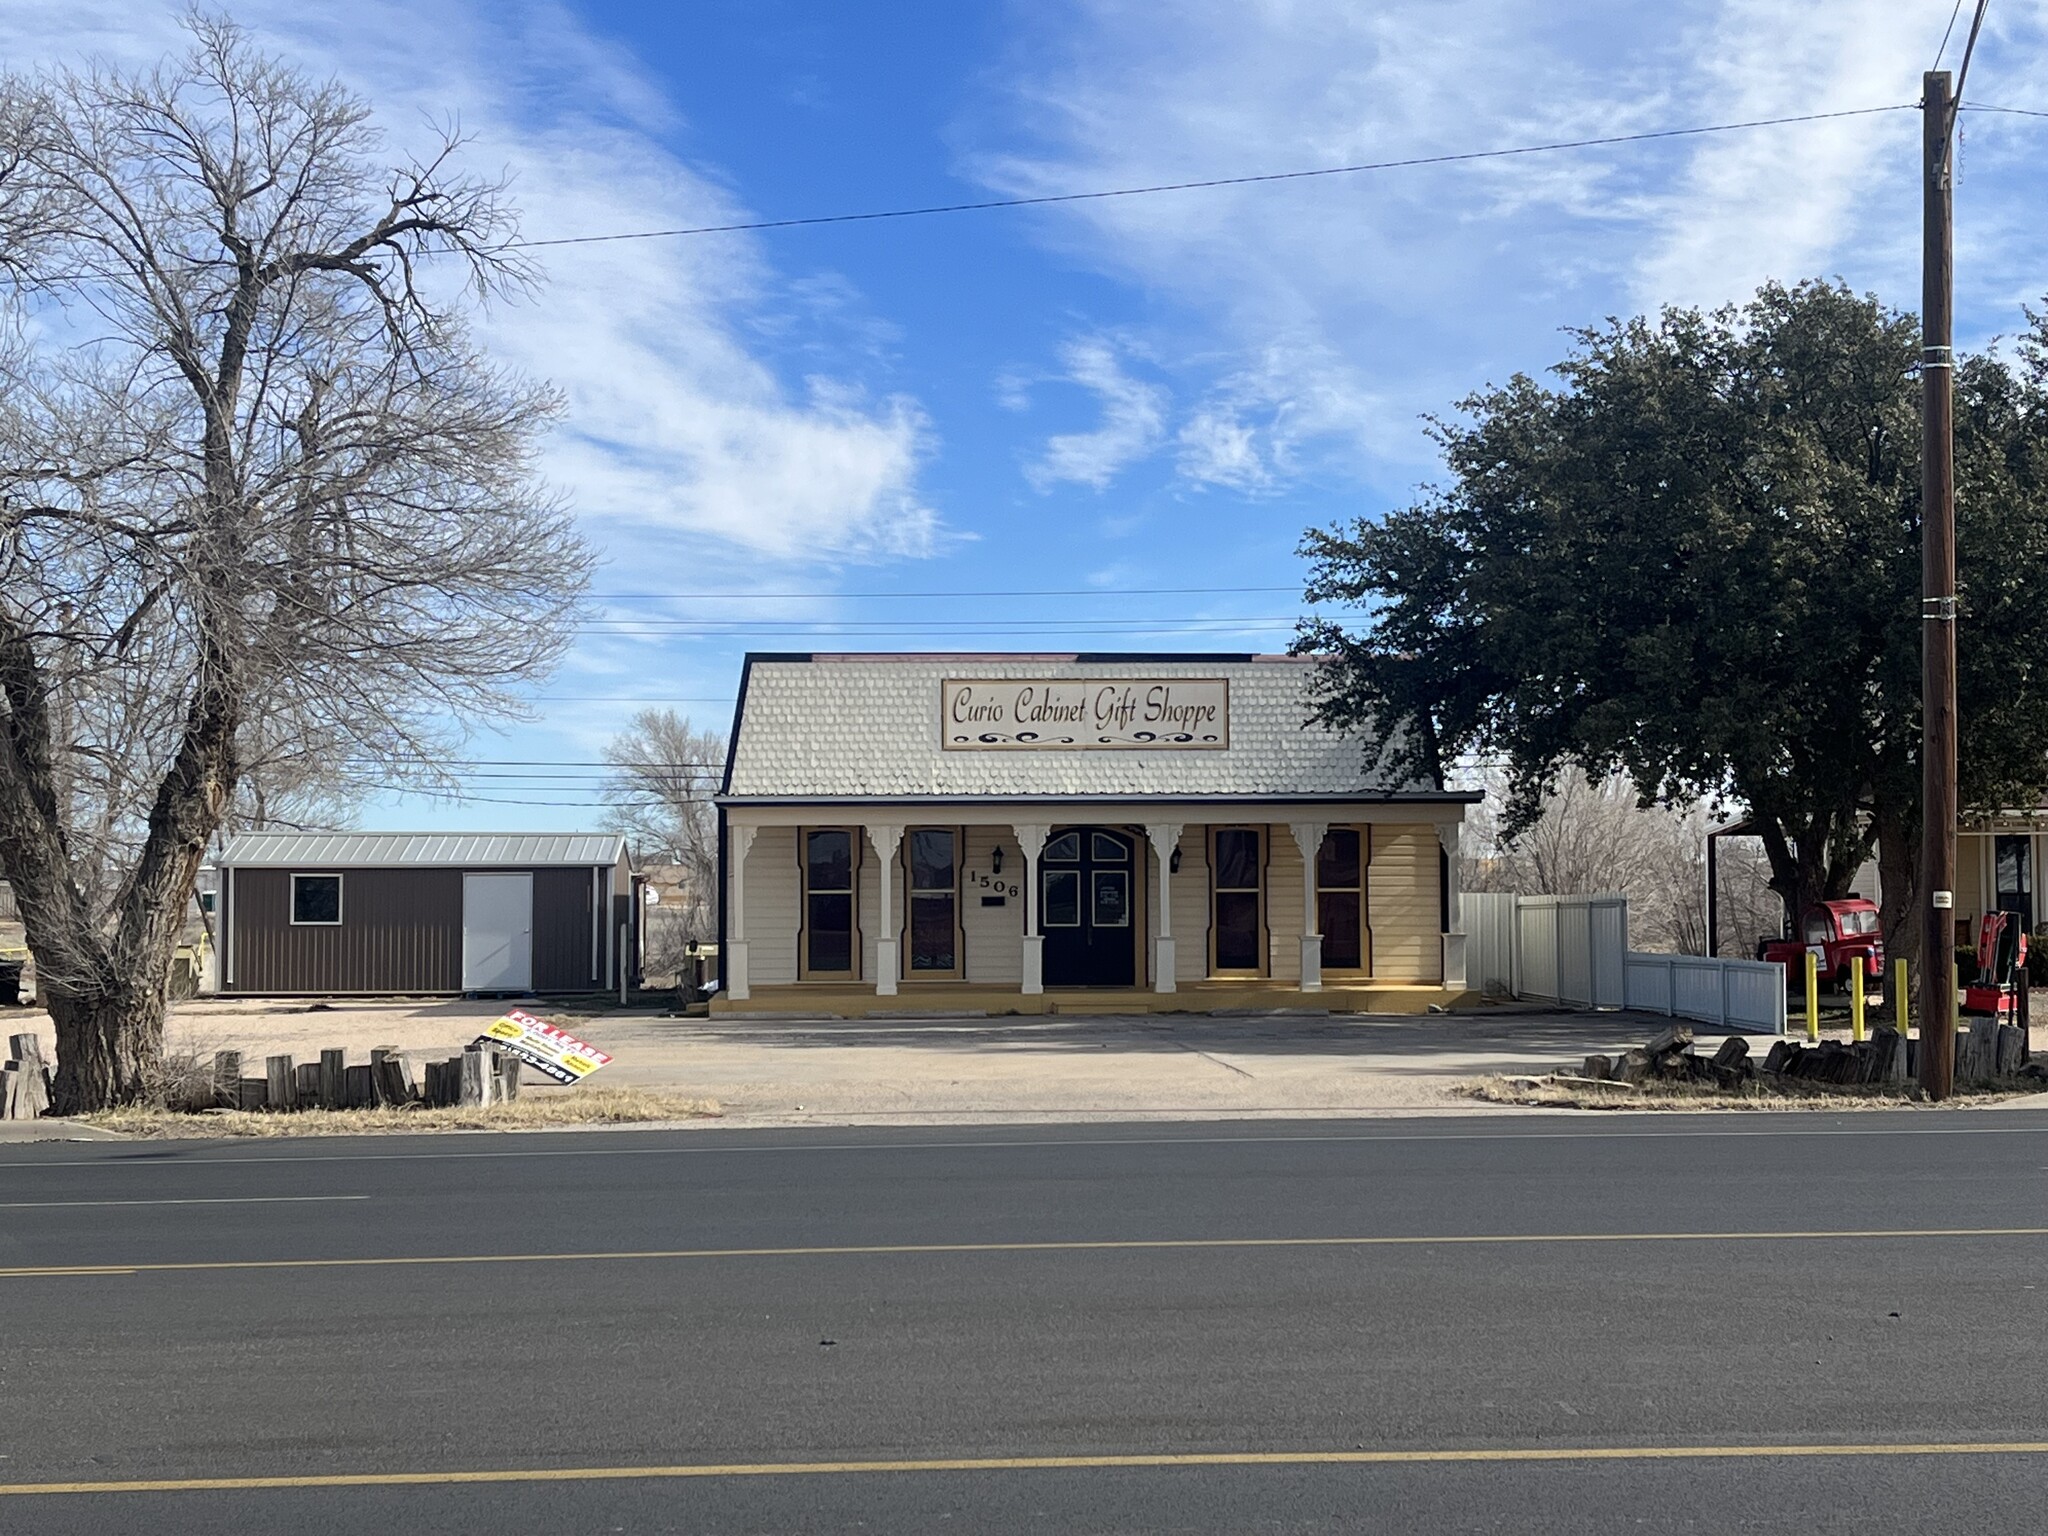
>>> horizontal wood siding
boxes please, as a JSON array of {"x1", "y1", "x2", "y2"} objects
[
  {"x1": 230, "y1": 868, "x2": 462, "y2": 993},
  {"x1": 962, "y1": 826, "x2": 1022, "y2": 985},
  {"x1": 1262, "y1": 831, "x2": 1300, "y2": 981},
  {"x1": 1368, "y1": 826, "x2": 1443, "y2": 982},
  {"x1": 1173, "y1": 835, "x2": 1210, "y2": 983},
  {"x1": 748, "y1": 827, "x2": 800, "y2": 985},
  {"x1": 534, "y1": 867, "x2": 596, "y2": 992}
]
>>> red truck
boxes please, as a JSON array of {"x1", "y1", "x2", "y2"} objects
[{"x1": 1758, "y1": 898, "x2": 1886, "y2": 988}]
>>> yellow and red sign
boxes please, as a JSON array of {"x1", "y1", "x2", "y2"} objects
[{"x1": 474, "y1": 1009, "x2": 612, "y2": 1084}]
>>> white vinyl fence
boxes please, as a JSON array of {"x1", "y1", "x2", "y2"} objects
[
  {"x1": 1623, "y1": 953, "x2": 1787, "y2": 1034},
  {"x1": 1462, "y1": 892, "x2": 1627, "y2": 1009}
]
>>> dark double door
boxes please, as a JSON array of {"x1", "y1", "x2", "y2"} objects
[{"x1": 1041, "y1": 827, "x2": 1137, "y2": 987}]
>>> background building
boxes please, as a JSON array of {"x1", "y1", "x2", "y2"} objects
[{"x1": 212, "y1": 832, "x2": 638, "y2": 996}]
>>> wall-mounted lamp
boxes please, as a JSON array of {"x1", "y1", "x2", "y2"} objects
[
  {"x1": 1169, "y1": 847, "x2": 1182, "y2": 875},
  {"x1": 992, "y1": 845, "x2": 1005, "y2": 876}
]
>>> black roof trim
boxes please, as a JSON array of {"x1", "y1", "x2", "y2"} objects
[
  {"x1": 1069, "y1": 651, "x2": 1259, "y2": 664},
  {"x1": 736, "y1": 650, "x2": 1287, "y2": 665}
]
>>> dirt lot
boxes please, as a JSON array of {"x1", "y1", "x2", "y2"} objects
[{"x1": 8, "y1": 998, "x2": 2046, "y2": 1128}]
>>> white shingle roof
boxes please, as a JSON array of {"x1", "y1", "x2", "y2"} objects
[
  {"x1": 214, "y1": 833, "x2": 626, "y2": 867},
  {"x1": 721, "y1": 654, "x2": 1438, "y2": 800}
]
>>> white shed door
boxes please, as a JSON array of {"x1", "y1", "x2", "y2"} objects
[{"x1": 463, "y1": 873, "x2": 534, "y2": 991}]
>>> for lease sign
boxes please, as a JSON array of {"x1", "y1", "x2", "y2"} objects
[
  {"x1": 941, "y1": 678, "x2": 1229, "y2": 750},
  {"x1": 473, "y1": 1008, "x2": 613, "y2": 1084}
]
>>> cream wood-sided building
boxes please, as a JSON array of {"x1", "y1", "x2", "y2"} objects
[{"x1": 713, "y1": 653, "x2": 1478, "y2": 1015}]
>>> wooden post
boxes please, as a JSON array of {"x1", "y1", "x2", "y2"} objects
[
  {"x1": 369, "y1": 1048, "x2": 409, "y2": 1108},
  {"x1": 295, "y1": 1062, "x2": 320, "y2": 1105},
  {"x1": 495, "y1": 1052, "x2": 522, "y2": 1103},
  {"x1": 619, "y1": 921, "x2": 630, "y2": 1006},
  {"x1": 319, "y1": 1048, "x2": 345, "y2": 1110},
  {"x1": 212, "y1": 1049, "x2": 242, "y2": 1107},
  {"x1": 1849, "y1": 963, "x2": 1866, "y2": 1044},
  {"x1": 1894, "y1": 958, "x2": 1910, "y2": 1037},
  {"x1": 3, "y1": 1034, "x2": 50, "y2": 1120},
  {"x1": 459, "y1": 1046, "x2": 491, "y2": 1106},
  {"x1": 2020, "y1": 973, "x2": 2032, "y2": 1065},
  {"x1": 1919, "y1": 67, "x2": 1959, "y2": 1101},
  {"x1": 265, "y1": 1055, "x2": 295, "y2": 1110},
  {"x1": 344, "y1": 1064, "x2": 373, "y2": 1108},
  {"x1": 1805, "y1": 951, "x2": 1821, "y2": 1044}
]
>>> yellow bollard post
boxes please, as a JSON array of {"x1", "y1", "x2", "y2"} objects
[
  {"x1": 1850, "y1": 959, "x2": 1866, "y2": 1043},
  {"x1": 1805, "y1": 950, "x2": 1821, "y2": 1044},
  {"x1": 1894, "y1": 958, "x2": 1909, "y2": 1037}
]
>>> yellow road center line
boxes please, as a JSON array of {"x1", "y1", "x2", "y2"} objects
[
  {"x1": 2, "y1": 1226, "x2": 2045, "y2": 1279},
  {"x1": 9, "y1": 1442, "x2": 2048, "y2": 1495}
]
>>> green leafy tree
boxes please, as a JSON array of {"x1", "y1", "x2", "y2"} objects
[{"x1": 1299, "y1": 279, "x2": 2048, "y2": 967}]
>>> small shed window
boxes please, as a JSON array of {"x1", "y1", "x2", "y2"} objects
[{"x1": 291, "y1": 873, "x2": 343, "y2": 925}]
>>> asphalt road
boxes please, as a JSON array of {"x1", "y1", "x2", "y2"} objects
[{"x1": 4, "y1": 1112, "x2": 2048, "y2": 1532}]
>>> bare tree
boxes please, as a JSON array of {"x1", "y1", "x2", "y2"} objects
[
  {"x1": 1463, "y1": 769, "x2": 1779, "y2": 955},
  {"x1": 0, "y1": 18, "x2": 591, "y2": 1109},
  {"x1": 600, "y1": 709, "x2": 725, "y2": 959}
]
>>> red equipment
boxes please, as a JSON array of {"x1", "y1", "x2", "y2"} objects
[
  {"x1": 1759, "y1": 898, "x2": 1886, "y2": 987},
  {"x1": 1961, "y1": 910, "x2": 2030, "y2": 1020}
]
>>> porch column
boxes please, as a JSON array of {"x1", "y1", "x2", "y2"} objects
[
  {"x1": 1013, "y1": 823, "x2": 1049, "y2": 995},
  {"x1": 1437, "y1": 821, "x2": 1467, "y2": 989},
  {"x1": 1289, "y1": 821, "x2": 1328, "y2": 991},
  {"x1": 1145, "y1": 823, "x2": 1182, "y2": 993},
  {"x1": 867, "y1": 824, "x2": 904, "y2": 996},
  {"x1": 727, "y1": 823, "x2": 756, "y2": 1002}
]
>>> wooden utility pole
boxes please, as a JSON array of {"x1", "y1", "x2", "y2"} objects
[{"x1": 1919, "y1": 68, "x2": 1958, "y2": 1100}]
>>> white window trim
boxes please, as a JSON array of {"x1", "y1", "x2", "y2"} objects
[{"x1": 289, "y1": 872, "x2": 344, "y2": 926}]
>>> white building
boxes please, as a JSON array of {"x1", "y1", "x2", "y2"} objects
[{"x1": 714, "y1": 653, "x2": 1478, "y2": 1014}]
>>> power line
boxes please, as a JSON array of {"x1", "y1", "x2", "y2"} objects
[
  {"x1": 1953, "y1": 1, "x2": 1994, "y2": 106},
  {"x1": 1963, "y1": 103, "x2": 2048, "y2": 118},
  {"x1": 584, "y1": 585, "x2": 1300, "y2": 601},
  {"x1": 356, "y1": 765, "x2": 724, "y2": 774},
  {"x1": 568, "y1": 620, "x2": 1308, "y2": 634},
  {"x1": 508, "y1": 105, "x2": 1915, "y2": 249},
  {"x1": 1936, "y1": 0, "x2": 1969, "y2": 69},
  {"x1": 518, "y1": 697, "x2": 735, "y2": 705}
]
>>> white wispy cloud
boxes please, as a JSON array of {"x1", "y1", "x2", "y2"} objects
[
  {"x1": 1627, "y1": 0, "x2": 1932, "y2": 309},
  {"x1": 1, "y1": 0, "x2": 943, "y2": 569},
  {"x1": 973, "y1": 0, "x2": 2037, "y2": 493},
  {"x1": 1024, "y1": 335, "x2": 1169, "y2": 491}
]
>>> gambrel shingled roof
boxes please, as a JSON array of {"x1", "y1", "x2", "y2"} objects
[{"x1": 719, "y1": 653, "x2": 1455, "y2": 802}]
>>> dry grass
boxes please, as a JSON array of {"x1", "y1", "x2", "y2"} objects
[
  {"x1": 1456, "y1": 1072, "x2": 2048, "y2": 1111},
  {"x1": 80, "y1": 1085, "x2": 722, "y2": 1138}
]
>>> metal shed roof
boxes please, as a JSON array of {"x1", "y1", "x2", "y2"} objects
[{"x1": 213, "y1": 833, "x2": 628, "y2": 868}]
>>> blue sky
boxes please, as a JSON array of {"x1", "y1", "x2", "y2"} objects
[{"x1": 13, "y1": 1, "x2": 2048, "y2": 831}]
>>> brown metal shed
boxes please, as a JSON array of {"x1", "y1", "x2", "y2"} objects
[{"x1": 212, "y1": 833, "x2": 639, "y2": 996}]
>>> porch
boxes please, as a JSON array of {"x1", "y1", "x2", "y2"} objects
[{"x1": 711, "y1": 978, "x2": 1476, "y2": 1018}]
